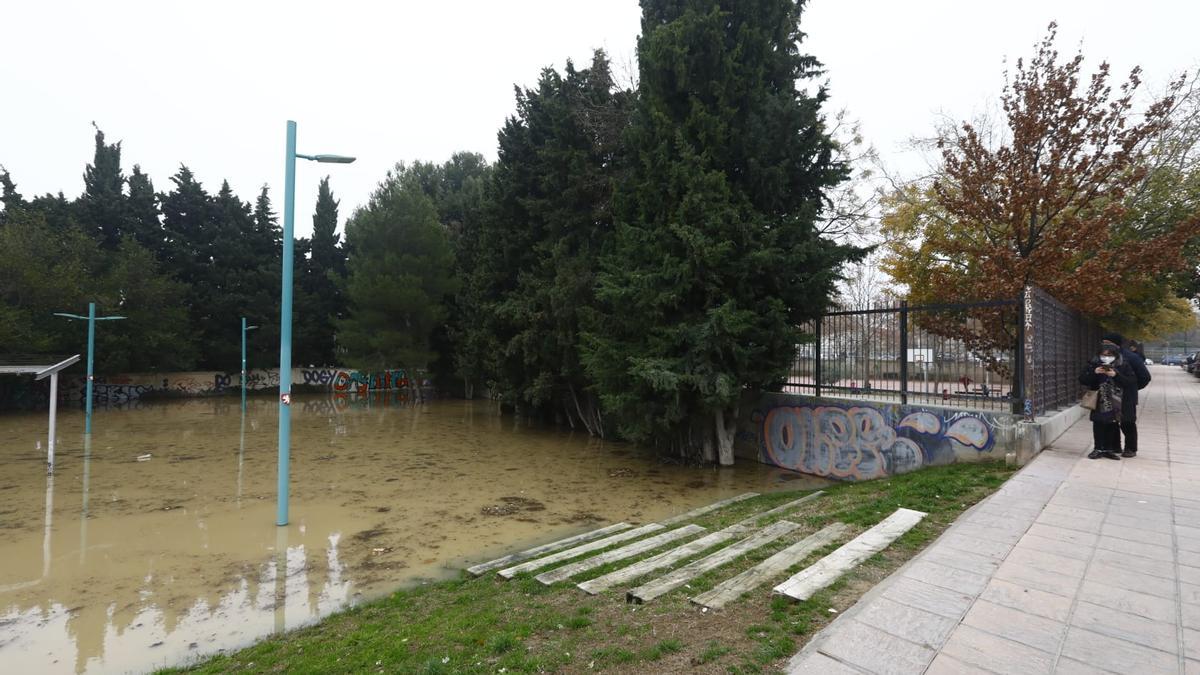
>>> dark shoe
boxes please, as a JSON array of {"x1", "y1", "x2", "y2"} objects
[
  {"x1": 1121, "y1": 450, "x2": 1136, "y2": 458},
  {"x1": 1102, "y1": 451, "x2": 1122, "y2": 460},
  {"x1": 1088, "y1": 450, "x2": 1104, "y2": 459}
]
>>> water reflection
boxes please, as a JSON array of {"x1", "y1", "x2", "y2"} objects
[{"x1": 0, "y1": 395, "x2": 826, "y2": 674}]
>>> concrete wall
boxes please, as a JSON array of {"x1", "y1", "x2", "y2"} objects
[
  {"x1": 60, "y1": 367, "x2": 414, "y2": 404},
  {"x1": 735, "y1": 391, "x2": 1025, "y2": 481}
]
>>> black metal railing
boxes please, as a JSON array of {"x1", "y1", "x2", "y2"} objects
[
  {"x1": 1018, "y1": 285, "x2": 1103, "y2": 418},
  {"x1": 788, "y1": 286, "x2": 1101, "y2": 417}
]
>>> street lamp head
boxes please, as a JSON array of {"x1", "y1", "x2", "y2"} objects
[
  {"x1": 311, "y1": 154, "x2": 356, "y2": 164},
  {"x1": 248, "y1": 325, "x2": 260, "y2": 331}
]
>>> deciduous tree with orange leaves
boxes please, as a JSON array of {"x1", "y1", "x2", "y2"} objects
[{"x1": 883, "y1": 23, "x2": 1200, "y2": 333}]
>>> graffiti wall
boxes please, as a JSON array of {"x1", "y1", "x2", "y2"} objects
[
  {"x1": 56, "y1": 367, "x2": 412, "y2": 404},
  {"x1": 737, "y1": 392, "x2": 1017, "y2": 481}
]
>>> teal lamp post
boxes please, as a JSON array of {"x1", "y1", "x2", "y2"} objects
[
  {"x1": 277, "y1": 120, "x2": 355, "y2": 526},
  {"x1": 54, "y1": 302, "x2": 126, "y2": 434},
  {"x1": 241, "y1": 317, "x2": 259, "y2": 411}
]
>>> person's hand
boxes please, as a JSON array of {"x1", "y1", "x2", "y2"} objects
[{"x1": 1094, "y1": 366, "x2": 1107, "y2": 374}]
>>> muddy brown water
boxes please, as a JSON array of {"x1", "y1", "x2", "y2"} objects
[{"x1": 0, "y1": 394, "x2": 828, "y2": 674}]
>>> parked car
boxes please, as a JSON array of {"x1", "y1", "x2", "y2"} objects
[
  {"x1": 1162, "y1": 354, "x2": 1185, "y2": 366},
  {"x1": 1145, "y1": 358, "x2": 1154, "y2": 365}
]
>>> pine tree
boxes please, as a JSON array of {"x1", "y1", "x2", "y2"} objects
[
  {"x1": 339, "y1": 170, "x2": 457, "y2": 373},
  {"x1": 583, "y1": 0, "x2": 863, "y2": 463}
]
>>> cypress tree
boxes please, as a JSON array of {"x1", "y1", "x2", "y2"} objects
[
  {"x1": 160, "y1": 166, "x2": 222, "y2": 367},
  {"x1": 0, "y1": 167, "x2": 24, "y2": 224},
  {"x1": 583, "y1": 0, "x2": 863, "y2": 462},
  {"x1": 479, "y1": 50, "x2": 629, "y2": 429},
  {"x1": 296, "y1": 177, "x2": 342, "y2": 366},
  {"x1": 79, "y1": 125, "x2": 126, "y2": 249},
  {"x1": 125, "y1": 165, "x2": 164, "y2": 255}
]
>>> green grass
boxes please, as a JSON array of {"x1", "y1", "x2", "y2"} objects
[{"x1": 161, "y1": 461, "x2": 1015, "y2": 674}]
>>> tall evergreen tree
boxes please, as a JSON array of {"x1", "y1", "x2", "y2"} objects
[
  {"x1": 338, "y1": 169, "x2": 457, "y2": 373},
  {"x1": 0, "y1": 166, "x2": 24, "y2": 225},
  {"x1": 248, "y1": 186, "x2": 283, "y2": 367},
  {"x1": 583, "y1": 0, "x2": 863, "y2": 462},
  {"x1": 159, "y1": 166, "x2": 224, "y2": 367},
  {"x1": 433, "y1": 153, "x2": 492, "y2": 396},
  {"x1": 125, "y1": 165, "x2": 164, "y2": 254},
  {"x1": 476, "y1": 51, "x2": 630, "y2": 429},
  {"x1": 79, "y1": 125, "x2": 126, "y2": 249},
  {"x1": 296, "y1": 177, "x2": 343, "y2": 366},
  {"x1": 0, "y1": 208, "x2": 194, "y2": 371}
]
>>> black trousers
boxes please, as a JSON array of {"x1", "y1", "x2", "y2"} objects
[
  {"x1": 1118, "y1": 418, "x2": 1138, "y2": 453},
  {"x1": 1093, "y1": 421, "x2": 1120, "y2": 453}
]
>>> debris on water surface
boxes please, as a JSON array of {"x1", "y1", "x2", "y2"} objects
[
  {"x1": 561, "y1": 511, "x2": 605, "y2": 524},
  {"x1": 608, "y1": 468, "x2": 636, "y2": 478},
  {"x1": 481, "y1": 496, "x2": 545, "y2": 516},
  {"x1": 136, "y1": 454, "x2": 152, "y2": 462},
  {"x1": 351, "y1": 527, "x2": 390, "y2": 542}
]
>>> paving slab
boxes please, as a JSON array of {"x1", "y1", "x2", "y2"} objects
[
  {"x1": 465, "y1": 522, "x2": 633, "y2": 576},
  {"x1": 774, "y1": 508, "x2": 927, "y2": 601},
  {"x1": 498, "y1": 522, "x2": 664, "y2": 578},
  {"x1": 690, "y1": 523, "x2": 848, "y2": 609},
  {"x1": 628, "y1": 519, "x2": 799, "y2": 603},
  {"x1": 533, "y1": 523, "x2": 705, "y2": 585},
  {"x1": 786, "y1": 366, "x2": 1199, "y2": 674}
]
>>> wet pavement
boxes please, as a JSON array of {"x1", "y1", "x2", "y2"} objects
[{"x1": 0, "y1": 394, "x2": 826, "y2": 674}]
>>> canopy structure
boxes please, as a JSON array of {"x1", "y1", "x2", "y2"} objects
[{"x1": 0, "y1": 354, "x2": 81, "y2": 472}]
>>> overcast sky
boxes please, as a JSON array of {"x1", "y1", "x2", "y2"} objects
[{"x1": 1, "y1": 0, "x2": 1195, "y2": 239}]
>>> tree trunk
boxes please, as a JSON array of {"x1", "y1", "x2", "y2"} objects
[
  {"x1": 702, "y1": 428, "x2": 717, "y2": 463},
  {"x1": 715, "y1": 406, "x2": 737, "y2": 466},
  {"x1": 569, "y1": 384, "x2": 597, "y2": 437}
]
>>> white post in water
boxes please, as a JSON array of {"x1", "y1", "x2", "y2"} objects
[{"x1": 47, "y1": 372, "x2": 59, "y2": 473}]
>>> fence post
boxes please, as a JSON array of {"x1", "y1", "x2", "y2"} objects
[
  {"x1": 814, "y1": 319, "x2": 822, "y2": 399},
  {"x1": 1014, "y1": 293, "x2": 1025, "y2": 416},
  {"x1": 1021, "y1": 286, "x2": 1036, "y2": 420},
  {"x1": 899, "y1": 300, "x2": 908, "y2": 406}
]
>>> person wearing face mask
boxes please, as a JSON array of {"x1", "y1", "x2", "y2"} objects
[
  {"x1": 1101, "y1": 333, "x2": 1150, "y2": 457},
  {"x1": 1079, "y1": 343, "x2": 1137, "y2": 460}
]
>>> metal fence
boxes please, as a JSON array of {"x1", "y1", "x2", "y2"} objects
[
  {"x1": 787, "y1": 285, "x2": 1102, "y2": 417},
  {"x1": 1019, "y1": 285, "x2": 1103, "y2": 418}
]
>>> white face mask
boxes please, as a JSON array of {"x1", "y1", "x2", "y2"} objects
[{"x1": 1100, "y1": 355, "x2": 1116, "y2": 365}]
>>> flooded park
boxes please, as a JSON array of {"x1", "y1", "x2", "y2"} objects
[{"x1": 0, "y1": 394, "x2": 826, "y2": 674}]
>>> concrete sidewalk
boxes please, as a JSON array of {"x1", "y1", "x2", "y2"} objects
[{"x1": 787, "y1": 366, "x2": 1200, "y2": 675}]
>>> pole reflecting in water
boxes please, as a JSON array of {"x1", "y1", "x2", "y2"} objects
[
  {"x1": 80, "y1": 433, "x2": 91, "y2": 564},
  {"x1": 237, "y1": 406, "x2": 245, "y2": 507},
  {"x1": 273, "y1": 526, "x2": 289, "y2": 633}
]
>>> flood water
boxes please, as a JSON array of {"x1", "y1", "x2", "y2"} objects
[{"x1": 0, "y1": 394, "x2": 827, "y2": 674}]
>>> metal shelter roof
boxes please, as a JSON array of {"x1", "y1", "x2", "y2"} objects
[{"x1": 0, "y1": 354, "x2": 81, "y2": 379}]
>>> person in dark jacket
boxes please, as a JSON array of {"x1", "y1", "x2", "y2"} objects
[
  {"x1": 1080, "y1": 343, "x2": 1136, "y2": 460},
  {"x1": 1101, "y1": 332, "x2": 1151, "y2": 457}
]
